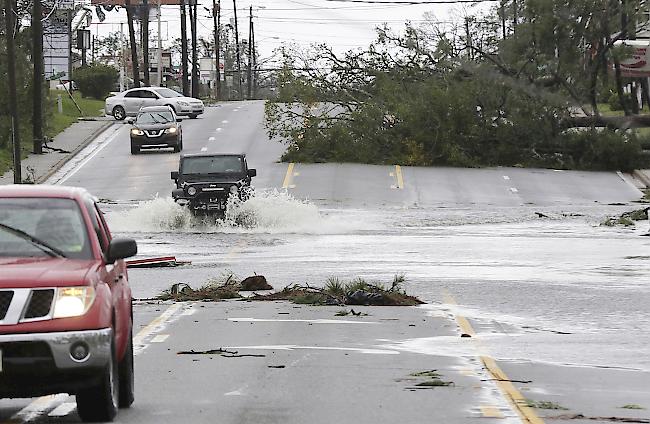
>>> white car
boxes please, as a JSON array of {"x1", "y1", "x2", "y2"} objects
[{"x1": 105, "y1": 87, "x2": 204, "y2": 120}]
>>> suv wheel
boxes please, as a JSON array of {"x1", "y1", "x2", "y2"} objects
[
  {"x1": 118, "y1": 330, "x2": 135, "y2": 408},
  {"x1": 113, "y1": 106, "x2": 126, "y2": 121},
  {"x1": 76, "y1": 340, "x2": 119, "y2": 422}
]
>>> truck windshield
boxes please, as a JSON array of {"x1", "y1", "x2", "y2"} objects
[
  {"x1": 181, "y1": 156, "x2": 245, "y2": 174},
  {"x1": 0, "y1": 198, "x2": 92, "y2": 259}
]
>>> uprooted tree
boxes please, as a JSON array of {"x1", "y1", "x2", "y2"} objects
[{"x1": 265, "y1": 1, "x2": 650, "y2": 171}]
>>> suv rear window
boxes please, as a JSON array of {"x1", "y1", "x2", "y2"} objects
[{"x1": 0, "y1": 198, "x2": 92, "y2": 259}]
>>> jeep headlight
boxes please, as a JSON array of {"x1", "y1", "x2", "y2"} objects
[
  {"x1": 131, "y1": 128, "x2": 144, "y2": 136},
  {"x1": 53, "y1": 287, "x2": 96, "y2": 318},
  {"x1": 165, "y1": 126, "x2": 177, "y2": 134},
  {"x1": 187, "y1": 186, "x2": 198, "y2": 196}
]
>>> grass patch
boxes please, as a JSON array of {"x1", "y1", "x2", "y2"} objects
[
  {"x1": 45, "y1": 90, "x2": 105, "y2": 139},
  {"x1": 620, "y1": 404, "x2": 646, "y2": 410},
  {"x1": 525, "y1": 400, "x2": 568, "y2": 410}
]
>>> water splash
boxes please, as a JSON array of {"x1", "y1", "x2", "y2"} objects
[{"x1": 106, "y1": 189, "x2": 374, "y2": 234}]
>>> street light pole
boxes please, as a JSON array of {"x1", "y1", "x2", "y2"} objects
[
  {"x1": 157, "y1": 0, "x2": 163, "y2": 86},
  {"x1": 233, "y1": 0, "x2": 242, "y2": 99},
  {"x1": 247, "y1": 5, "x2": 252, "y2": 99}
]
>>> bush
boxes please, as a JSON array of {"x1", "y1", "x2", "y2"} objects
[{"x1": 73, "y1": 64, "x2": 118, "y2": 100}]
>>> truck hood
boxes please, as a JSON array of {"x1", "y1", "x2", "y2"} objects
[
  {"x1": 180, "y1": 174, "x2": 246, "y2": 185},
  {"x1": 0, "y1": 257, "x2": 97, "y2": 288}
]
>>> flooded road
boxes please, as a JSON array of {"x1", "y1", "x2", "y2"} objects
[{"x1": 28, "y1": 100, "x2": 650, "y2": 422}]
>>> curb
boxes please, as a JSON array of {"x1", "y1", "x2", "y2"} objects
[
  {"x1": 36, "y1": 120, "x2": 116, "y2": 184},
  {"x1": 632, "y1": 170, "x2": 650, "y2": 189}
]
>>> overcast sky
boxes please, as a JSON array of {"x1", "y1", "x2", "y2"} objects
[{"x1": 89, "y1": 0, "x2": 495, "y2": 59}]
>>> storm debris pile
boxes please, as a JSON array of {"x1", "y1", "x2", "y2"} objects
[
  {"x1": 405, "y1": 370, "x2": 453, "y2": 389},
  {"x1": 157, "y1": 274, "x2": 423, "y2": 306},
  {"x1": 157, "y1": 274, "x2": 273, "y2": 301},
  {"x1": 601, "y1": 208, "x2": 649, "y2": 227},
  {"x1": 250, "y1": 275, "x2": 424, "y2": 306}
]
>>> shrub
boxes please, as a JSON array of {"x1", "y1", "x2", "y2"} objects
[{"x1": 73, "y1": 64, "x2": 118, "y2": 100}]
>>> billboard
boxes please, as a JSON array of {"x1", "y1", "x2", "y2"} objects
[
  {"x1": 616, "y1": 40, "x2": 650, "y2": 78},
  {"x1": 43, "y1": 11, "x2": 71, "y2": 80}
]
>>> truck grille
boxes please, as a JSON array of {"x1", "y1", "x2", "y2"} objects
[
  {"x1": 24, "y1": 289, "x2": 55, "y2": 319},
  {"x1": 0, "y1": 291, "x2": 14, "y2": 320}
]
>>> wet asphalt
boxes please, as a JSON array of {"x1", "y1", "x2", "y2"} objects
[{"x1": 2, "y1": 101, "x2": 649, "y2": 423}]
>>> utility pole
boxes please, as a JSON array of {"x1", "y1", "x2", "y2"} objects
[
  {"x1": 120, "y1": 23, "x2": 126, "y2": 91},
  {"x1": 157, "y1": 0, "x2": 162, "y2": 86},
  {"x1": 247, "y1": 5, "x2": 252, "y2": 99},
  {"x1": 233, "y1": 0, "x2": 242, "y2": 99},
  {"x1": 125, "y1": 0, "x2": 141, "y2": 87},
  {"x1": 189, "y1": 0, "x2": 198, "y2": 97},
  {"x1": 180, "y1": 0, "x2": 189, "y2": 95},
  {"x1": 251, "y1": 16, "x2": 256, "y2": 98},
  {"x1": 213, "y1": 0, "x2": 220, "y2": 99},
  {"x1": 5, "y1": 0, "x2": 22, "y2": 183},
  {"x1": 142, "y1": 0, "x2": 150, "y2": 86},
  {"x1": 33, "y1": 0, "x2": 44, "y2": 154},
  {"x1": 500, "y1": 0, "x2": 506, "y2": 39}
]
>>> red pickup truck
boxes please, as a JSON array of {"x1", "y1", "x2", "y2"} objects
[{"x1": 0, "y1": 185, "x2": 137, "y2": 422}]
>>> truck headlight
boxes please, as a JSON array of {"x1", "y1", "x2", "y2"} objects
[
  {"x1": 165, "y1": 127, "x2": 177, "y2": 134},
  {"x1": 53, "y1": 287, "x2": 96, "y2": 318},
  {"x1": 131, "y1": 129, "x2": 144, "y2": 136},
  {"x1": 187, "y1": 186, "x2": 198, "y2": 196}
]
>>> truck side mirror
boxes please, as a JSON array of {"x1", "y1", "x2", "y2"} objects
[
  {"x1": 171, "y1": 171, "x2": 179, "y2": 180},
  {"x1": 106, "y1": 238, "x2": 137, "y2": 264},
  {"x1": 247, "y1": 169, "x2": 257, "y2": 178}
]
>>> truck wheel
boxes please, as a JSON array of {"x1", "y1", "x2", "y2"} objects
[
  {"x1": 130, "y1": 143, "x2": 139, "y2": 155},
  {"x1": 118, "y1": 330, "x2": 135, "y2": 408},
  {"x1": 113, "y1": 106, "x2": 126, "y2": 121},
  {"x1": 76, "y1": 340, "x2": 119, "y2": 422}
]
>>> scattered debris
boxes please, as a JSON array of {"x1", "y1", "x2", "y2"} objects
[
  {"x1": 601, "y1": 208, "x2": 649, "y2": 227},
  {"x1": 240, "y1": 275, "x2": 273, "y2": 291},
  {"x1": 460, "y1": 333, "x2": 472, "y2": 338},
  {"x1": 127, "y1": 256, "x2": 191, "y2": 268},
  {"x1": 552, "y1": 414, "x2": 649, "y2": 423},
  {"x1": 535, "y1": 212, "x2": 549, "y2": 218},
  {"x1": 620, "y1": 405, "x2": 646, "y2": 410},
  {"x1": 525, "y1": 400, "x2": 568, "y2": 410},
  {"x1": 335, "y1": 309, "x2": 368, "y2": 317},
  {"x1": 268, "y1": 365, "x2": 286, "y2": 369},
  {"x1": 177, "y1": 348, "x2": 265, "y2": 358},
  {"x1": 405, "y1": 370, "x2": 453, "y2": 389}
]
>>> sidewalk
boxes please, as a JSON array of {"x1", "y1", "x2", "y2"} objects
[{"x1": 0, "y1": 117, "x2": 116, "y2": 185}]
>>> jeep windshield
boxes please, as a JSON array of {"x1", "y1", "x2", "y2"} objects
[
  {"x1": 0, "y1": 198, "x2": 92, "y2": 259},
  {"x1": 181, "y1": 156, "x2": 245, "y2": 175}
]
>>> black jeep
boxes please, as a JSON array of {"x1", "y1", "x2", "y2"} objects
[{"x1": 171, "y1": 153, "x2": 256, "y2": 213}]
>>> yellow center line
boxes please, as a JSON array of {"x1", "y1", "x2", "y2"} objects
[
  {"x1": 480, "y1": 405, "x2": 504, "y2": 418},
  {"x1": 134, "y1": 303, "x2": 184, "y2": 346},
  {"x1": 282, "y1": 162, "x2": 295, "y2": 189},
  {"x1": 395, "y1": 165, "x2": 404, "y2": 189},
  {"x1": 443, "y1": 290, "x2": 545, "y2": 424}
]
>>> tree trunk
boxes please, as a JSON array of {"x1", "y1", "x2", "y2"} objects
[
  {"x1": 142, "y1": 0, "x2": 150, "y2": 86},
  {"x1": 125, "y1": 0, "x2": 140, "y2": 87}
]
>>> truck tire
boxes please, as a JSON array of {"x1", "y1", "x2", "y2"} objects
[
  {"x1": 118, "y1": 330, "x2": 135, "y2": 408},
  {"x1": 76, "y1": 340, "x2": 119, "y2": 422}
]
